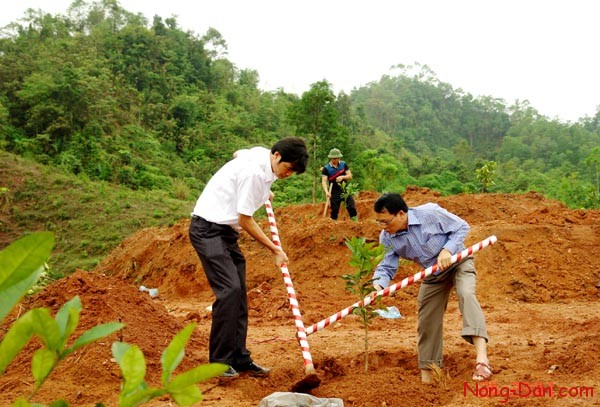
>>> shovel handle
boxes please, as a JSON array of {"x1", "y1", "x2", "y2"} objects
[
  {"x1": 265, "y1": 200, "x2": 315, "y2": 371},
  {"x1": 305, "y1": 235, "x2": 498, "y2": 335},
  {"x1": 322, "y1": 183, "x2": 333, "y2": 217}
]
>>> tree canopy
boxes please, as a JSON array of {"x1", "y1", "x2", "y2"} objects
[{"x1": 1, "y1": 1, "x2": 599, "y2": 208}]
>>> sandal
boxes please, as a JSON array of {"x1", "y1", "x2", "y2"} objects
[{"x1": 472, "y1": 362, "x2": 492, "y2": 381}]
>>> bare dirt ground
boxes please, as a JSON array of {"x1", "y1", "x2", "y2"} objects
[{"x1": 2, "y1": 187, "x2": 600, "y2": 406}]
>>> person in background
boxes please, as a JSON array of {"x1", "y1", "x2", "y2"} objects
[
  {"x1": 321, "y1": 148, "x2": 358, "y2": 221},
  {"x1": 189, "y1": 137, "x2": 309, "y2": 378},
  {"x1": 371, "y1": 193, "x2": 492, "y2": 383}
]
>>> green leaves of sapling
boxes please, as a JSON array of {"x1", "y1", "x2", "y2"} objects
[
  {"x1": 160, "y1": 322, "x2": 228, "y2": 402},
  {"x1": 32, "y1": 348, "x2": 58, "y2": 388},
  {"x1": 0, "y1": 231, "x2": 125, "y2": 401},
  {"x1": 341, "y1": 236, "x2": 387, "y2": 372},
  {"x1": 166, "y1": 364, "x2": 225, "y2": 405},
  {"x1": 0, "y1": 309, "x2": 46, "y2": 374},
  {"x1": 1, "y1": 231, "x2": 226, "y2": 406},
  {"x1": 64, "y1": 321, "x2": 124, "y2": 359},
  {"x1": 161, "y1": 323, "x2": 195, "y2": 385},
  {"x1": 342, "y1": 236, "x2": 386, "y2": 301},
  {"x1": 112, "y1": 342, "x2": 163, "y2": 407},
  {"x1": 112, "y1": 323, "x2": 227, "y2": 407},
  {"x1": 0, "y1": 232, "x2": 54, "y2": 322}
]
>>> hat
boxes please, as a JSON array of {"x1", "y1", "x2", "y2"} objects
[{"x1": 328, "y1": 148, "x2": 343, "y2": 158}]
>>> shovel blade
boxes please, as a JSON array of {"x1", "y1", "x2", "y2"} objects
[{"x1": 290, "y1": 373, "x2": 321, "y2": 393}]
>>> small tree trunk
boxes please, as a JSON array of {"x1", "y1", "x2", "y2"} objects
[{"x1": 364, "y1": 325, "x2": 369, "y2": 373}]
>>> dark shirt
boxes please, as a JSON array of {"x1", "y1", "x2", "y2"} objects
[{"x1": 322, "y1": 161, "x2": 349, "y2": 193}]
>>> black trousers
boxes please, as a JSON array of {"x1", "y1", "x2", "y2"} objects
[
  {"x1": 189, "y1": 216, "x2": 251, "y2": 366},
  {"x1": 330, "y1": 190, "x2": 357, "y2": 220}
]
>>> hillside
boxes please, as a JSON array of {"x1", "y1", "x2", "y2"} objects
[
  {"x1": 1, "y1": 188, "x2": 600, "y2": 406},
  {"x1": 0, "y1": 151, "x2": 190, "y2": 274}
]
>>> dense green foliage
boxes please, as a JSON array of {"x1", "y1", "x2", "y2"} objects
[
  {"x1": 1, "y1": 1, "x2": 599, "y2": 276},
  {"x1": 1, "y1": 1, "x2": 599, "y2": 210},
  {"x1": 350, "y1": 64, "x2": 600, "y2": 206}
]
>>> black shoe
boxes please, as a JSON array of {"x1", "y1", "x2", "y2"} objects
[
  {"x1": 219, "y1": 365, "x2": 239, "y2": 378},
  {"x1": 234, "y1": 361, "x2": 270, "y2": 377}
]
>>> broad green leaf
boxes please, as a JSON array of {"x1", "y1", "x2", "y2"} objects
[
  {"x1": 48, "y1": 401, "x2": 69, "y2": 407},
  {"x1": 0, "y1": 232, "x2": 54, "y2": 322},
  {"x1": 11, "y1": 398, "x2": 31, "y2": 407},
  {"x1": 160, "y1": 323, "x2": 196, "y2": 385},
  {"x1": 170, "y1": 385, "x2": 202, "y2": 406},
  {"x1": 29, "y1": 309, "x2": 62, "y2": 352},
  {"x1": 63, "y1": 322, "x2": 124, "y2": 358},
  {"x1": 32, "y1": 348, "x2": 57, "y2": 388},
  {"x1": 112, "y1": 341, "x2": 131, "y2": 362},
  {"x1": 59, "y1": 306, "x2": 81, "y2": 350},
  {"x1": 54, "y1": 296, "x2": 82, "y2": 343},
  {"x1": 115, "y1": 344, "x2": 146, "y2": 395},
  {"x1": 0, "y1": 309, "x2": 47, "y2": 373},
  {"x1": 118, "y1": 387, "x2": 164, "y2": 407},
  {"x1": 167, "y1": 363, "x2": 227, "y2": 391}
]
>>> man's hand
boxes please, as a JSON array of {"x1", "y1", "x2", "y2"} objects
[
  {"x1": 437, "y1": 248, "x2": 453, "y2": 271},
  {"x1": 369, "y1": 284, "x2": 384, "y2": 302},
  {"x1": 273, "y1": 249, "x2": 289, "y2": 267}
]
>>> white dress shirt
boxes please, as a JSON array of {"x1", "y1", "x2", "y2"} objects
[{"x1": 191, "y1": 147, "x2": 275, "y2": 226}]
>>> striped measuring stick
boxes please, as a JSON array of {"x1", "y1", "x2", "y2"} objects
[
  {"x1": 305, "y1": 235, "x2": 498, "y2": 336},
  {"x1": 264, "y1": 200, "x2": 315, "y2": 373}
]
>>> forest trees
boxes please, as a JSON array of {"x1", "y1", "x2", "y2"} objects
[
  {"x1": 287, "y1": 80, "x2": 351, "y2": 203},
  {"x1": 1, "y1": 2, "x2": 599, "y2": 208}
]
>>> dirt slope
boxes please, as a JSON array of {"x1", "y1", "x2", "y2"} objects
[{"x1": 1, "y1": 188, "x2": 599, "y2": 406}]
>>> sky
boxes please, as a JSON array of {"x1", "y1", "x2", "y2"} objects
[{"x1": 1, "y1": 0, "x2": 599, "y2": 123}]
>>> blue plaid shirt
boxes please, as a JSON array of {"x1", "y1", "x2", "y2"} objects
[{"x1": 373, "y1": 203, "x2": 469, "y2": 288}]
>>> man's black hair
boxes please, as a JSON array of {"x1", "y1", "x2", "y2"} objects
[
  {"x1": 374, "y1": 193, "x2": 409, "y2": 214},
  {"x1": 271, "y1": 137, "x2": 309, "y2": 174}
]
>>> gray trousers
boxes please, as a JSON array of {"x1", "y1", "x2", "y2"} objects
[
  {"x1": 417, "y1": 258, "x2": 488, "y2": 369},
  {"x1": 189, "y1": 216, "x2": 252, "y2": 366}
]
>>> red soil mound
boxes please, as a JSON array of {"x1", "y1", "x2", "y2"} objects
[{"x1": 2, "y1": 187, "x2": 599, "y2": 406}]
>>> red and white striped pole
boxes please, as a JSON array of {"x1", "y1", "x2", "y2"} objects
[
  {"x1": 264, "y1": 200, "x2": 316, "y2": 374},
  {"x1": 305, "y1": 235, "x2": 498, "y2": 336}
]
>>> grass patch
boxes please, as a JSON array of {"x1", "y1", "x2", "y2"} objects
[{"x1": 0, "y1": 151, "x2": 192, "y2": 277}]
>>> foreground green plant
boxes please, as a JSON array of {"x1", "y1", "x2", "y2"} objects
[
  {"x1": 112, "y1": 323, "x2": 226, "y2": 407},
  {"x1": 0, "y1": 232, "x2": 52, "y2": 322},
  {"x1": 341, "y1": 237, "x2": 386, "y2": 372},
  {"x1": 0, "y1": 232, "x2": 226, "y2": 406},
  {"x1": 1, "y1": 296, "x2": 124, "y2": 405},
  {"x1": 1, "y1": 233, "x2": 124, "y2": 406}
]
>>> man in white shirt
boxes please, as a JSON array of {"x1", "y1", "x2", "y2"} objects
[{"x1": 189, "y1": 137, "x2": 309, "y2": 378}]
